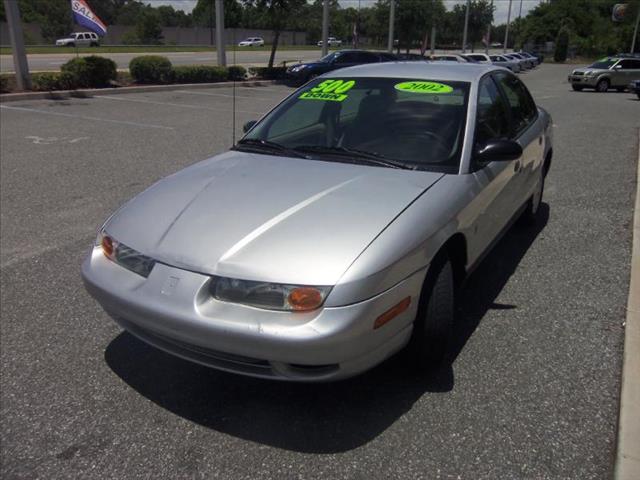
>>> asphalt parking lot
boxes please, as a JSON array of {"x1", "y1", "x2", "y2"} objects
[{"x1": 1, "y1": 64, "x2": 638, "y2": 479}]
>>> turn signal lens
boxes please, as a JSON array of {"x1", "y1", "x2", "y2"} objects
[
  {"x1": 288, "y1": 287, "x2": 324, "y2": 311},
  {"x1": 101, "y1": 235, "x2": 114, "y2": 257},
  {"x1": 374, "y1": 297, "x2": 411, "y2": 329}
]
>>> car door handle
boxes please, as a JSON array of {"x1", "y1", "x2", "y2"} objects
[
  {"x1": 514, "y1": 160, "x2": 522, "y2": 173},
  {"x1": 538, "y1": 136, "x2": 543, "y2": 145}
]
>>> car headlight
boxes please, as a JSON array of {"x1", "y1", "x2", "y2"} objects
[
  {"x1": 97, "y1": 231, "x2": 155, "y2": 278},
  {"x1": 210, "y1": 276, "x2": 331, "y2": 312},
  {"x1": 291, "y1": 65, "x2": 306, "y2": 72}
]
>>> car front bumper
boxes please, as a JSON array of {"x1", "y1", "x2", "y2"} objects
[
  {"x1": 568, "y1": 75, "x2": 598, "y2": 86},
  {"x1": 82, "y1": 247, "x2": 424, "y2": 382}
]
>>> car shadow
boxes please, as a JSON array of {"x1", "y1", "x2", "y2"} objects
[{"x1": 105, "y1": 204, "x2": 549, "y2": 453}]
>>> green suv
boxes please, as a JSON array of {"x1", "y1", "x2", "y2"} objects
[{"x1": 568, "y1": 57, "x2": 640, "y2": 92}]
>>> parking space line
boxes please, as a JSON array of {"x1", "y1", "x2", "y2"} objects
[
  {"x1": 175, "y1": 90, "x2": 283, "y2": 102},
  {"x1": 0, "y1": 105, "x2": 175, "y2": 130},
  {"x1": 93, "y1": 95, "x2": 265, "y2": 115}
]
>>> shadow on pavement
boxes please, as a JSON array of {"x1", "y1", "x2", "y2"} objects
[{"x1": 105, "y1": 204, "x2": 549, "y2": 453}]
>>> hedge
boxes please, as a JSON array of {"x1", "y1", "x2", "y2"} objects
[
  {"x1": 227, "y1": 65, "x2": 247, "y2": 81},
  {"x1": 172, "y1": 65, "x2": 228, "y2": 84},
  {"x1": 129, "y1": 55, "x2": 173, "y2": 84},
  {"x1": 61, "y1": 56, "x2": 117, "y2": 88},
  {"x1": 0, "y1": 75, "x2": 9, "y2": 93},
  {"x1": 248, "y1": 66, "x2": 287, "y2": 80}
]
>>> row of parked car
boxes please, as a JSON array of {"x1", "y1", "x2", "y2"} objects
[{"x1": 285, "y1": 49, "x2": 542, "y2": 85}]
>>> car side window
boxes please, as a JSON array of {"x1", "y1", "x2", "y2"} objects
[
  {"x1": 335, "y1": 53, "x2": 358, "y2": 64},
  {"x1": 475, "y1": 76, "x2": 510, "y2": 146},
  {"x1": 494, "y1": 72, "x2": 537, "y2": 136},
  {"x1": 619, "y1": 59, "x2": 640, "y2": 69}
]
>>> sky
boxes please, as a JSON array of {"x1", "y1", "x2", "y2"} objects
[{"x1": 145, "y1": 0, "x2": 543, "y2": 25}]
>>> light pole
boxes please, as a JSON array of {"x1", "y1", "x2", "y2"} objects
[
  {"x1": 503, "y1": 0, "x2": 513, "y2": 53},
  {"x1": 632, "y1": 7, "x2": 640, "y2": 53},
  {"x1": 485, "y1": 0, "x2": 493, "y2": 54},
  {"x1": 387, "y1": 0, "x2": 395, "y2": 53},
  {"x1": 3, "y1": 0, "x2": 31, "y2": 90},
  {"x1": 215, "y1": 0, "x2": 226, "y2": 66},
  {"x1": 462, "y1": 0, "x2": 471, "y2": 53},
  {"x1": 321, "y1": 0, "x2": 329, "y2": 57}
]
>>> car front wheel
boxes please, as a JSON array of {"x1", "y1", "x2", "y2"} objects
[
  {"x1": 407, "y1": 253, "x2": 454, "y2": 370},
  {"x1": 596, "y1": 78, "x2": 610, "y2": 92}
]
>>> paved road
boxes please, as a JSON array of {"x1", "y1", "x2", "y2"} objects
[
  {"x1": 1, "y1": 65, "x2": 638, "y2": 479},
  {"x1": 0, "y1": 49, "x2": 325, "y2": 73}
]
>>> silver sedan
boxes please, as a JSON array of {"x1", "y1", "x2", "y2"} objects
[{"x1": 82, "y1": 63, "x2": 553, "y2": 382}]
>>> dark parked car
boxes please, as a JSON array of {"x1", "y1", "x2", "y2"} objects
[
  {"x1": 286, "y1": 50, "x2": 397, "y2": 85},
  {"x1": 630, "y1": 79, "x2": 640, "y2": 99}
]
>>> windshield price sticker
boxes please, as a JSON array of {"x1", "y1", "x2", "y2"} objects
[
  {"x1": 299, "y1": 79, "x2": 355, "y2": 102},
  {"x1": 394, "y1": 81, "x2": 454, "y2": 94}
]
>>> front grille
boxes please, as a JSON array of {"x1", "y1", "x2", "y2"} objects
[{"x1": 115, "y1": 316, "x2": 274, "y2": 376}]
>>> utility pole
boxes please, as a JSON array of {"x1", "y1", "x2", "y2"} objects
[
  {"x1": 485, "y1": 0, "x2": 493, "y2": 54},
  {"x1": 516, "y1": 0, "x2": 523, "y2": 50},
  {"x1": 321, "y1": 0, "x2": 329, "y2": 57},
  {"x1": 632, "y1": 7, "x2": 640, "y2": 53},
  {"x1": 4, "y1": 0, "x2": 31, "y2": 90},
  {"x1": 430, "y1": 24, "x2": 436, "y2": 55},
  {"x1": 462, "y1": 0, "x2": 470, "y2": 53},
  {"x1": 209, "y1": 0, "x2": 214, "y2": 45},
  {"x1": 215, "y1": 0, "x2": 226, "y2": 66},
  {"x1": 503, "y1": 0, "x2": 513, "y2": 53},
  {"x1": 387, "y1": 0, "x2": 395, "y2": 53}
]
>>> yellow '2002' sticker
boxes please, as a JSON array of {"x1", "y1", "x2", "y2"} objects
[
  {"x1": 394, "y1": 81, "x2": 454, "y2": 94},
  {"x1": 299, "y1": 79, "x2": 356, "y2": 102}
]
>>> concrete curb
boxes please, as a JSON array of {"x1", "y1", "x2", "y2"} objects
[
  {"x1": 615, "y1": 128, "x2": 640, "y2": 479},
  {"x1": 0, "y1": 79, "x2": 280, "y2": 103}
]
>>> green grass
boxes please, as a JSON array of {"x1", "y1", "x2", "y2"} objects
[{"x1": 0, "y1": 45, "x2": 336, "y2": 55}]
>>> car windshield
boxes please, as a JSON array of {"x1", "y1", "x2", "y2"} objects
[
  {"x1": 318, "y1": 52, "x2": 338, "y2": 62},
  {"x1": 589, "y1": 59, "x2": 617, "y2": 69},
  {"x1": 238, "y1": 77, "x2": 470, "y2": 173}
]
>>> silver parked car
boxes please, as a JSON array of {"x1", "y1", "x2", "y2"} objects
[
  {"x1": 569, "y1": 57, "x2": 640, "y2": 92},
  {"x1": 489, "y1": 54, "x2": 521, "y2": 73},
  {"x1": 82, "y1": 63, "x2": 553, "y2": 382}
]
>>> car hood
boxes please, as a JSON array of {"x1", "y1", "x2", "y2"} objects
[{"x1": 105, "y1": 151, "x2": 443, "y2": 285}]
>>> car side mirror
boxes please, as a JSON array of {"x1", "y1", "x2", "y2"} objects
[
  {"x1": 474, "y1": 139, "x2": 523, "y2": 164},
  {"x1": 243, "y1": 120, "x2": 257, "y2": 133}
]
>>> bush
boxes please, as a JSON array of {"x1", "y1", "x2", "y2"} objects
[
  {"x1": 554, "y1": 27, "x2": 569, "y2": 63},
  {"x1": 129, "y1": 55, "x2": 173, "y2": 84},
  {"x1": 61, "y1": 56, "x2": 117, "y2": 88},
  {"x1": 248, "y1": 67, "x2": 287, "y2": 80},
  {"x1": 171, "y1": 65, "x2": 228, "y2": 84},
  {"x1": 0, "y1": 75, "x2": 9, "y2": 93},
  {"x1": 31, "y1": 72, "x2": 63, "y2": 91},
  {"x1": 227, "y1": 65, "x2": 247, "y2": 81}
]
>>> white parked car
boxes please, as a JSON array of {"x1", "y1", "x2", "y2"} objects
[
  {"x1": 317, "y1": 37, "x2": 342, "y2": 47},
  {"x1": 462, "y1": 53, "x2": 492, "y2": 63},
  {"x1": 55, "y1": 32, "x2": 100, "y2": 47},
  {"x1": 238, "y1": 37, "x2": 265, "y2": 47}
]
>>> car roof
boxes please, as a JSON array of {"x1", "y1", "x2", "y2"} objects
[{"x1": 323, "y1": 61, "x2": 504, "y2": 83}]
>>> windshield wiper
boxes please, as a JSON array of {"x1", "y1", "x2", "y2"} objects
[
  {"x1": 294, "y1": 145, "x2": 415, "y2": 170},
  {"x1": 234, "y1": 138, "x2": 309, "y2": 159}
]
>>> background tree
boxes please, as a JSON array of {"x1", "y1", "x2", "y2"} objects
[
  {"x1": 243, "y1": 0, "x2": 306, "y2": 68},
  {"x1": 193, "y1": 0, "x2": 242, "y2": 28}
]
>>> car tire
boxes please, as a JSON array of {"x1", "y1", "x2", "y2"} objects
[
  {"x1": 519, "y1": 168, "x2": 545, "y2": 225},
  {"x1": 571, "y1": 85, "x2": 583, "y2": 91},
  {"x1": 407, "y1": 252, "x2": 454, "y2": 370},
  {"x1": 596, "y1": 78, "x2": 610, "y2": 92}
]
